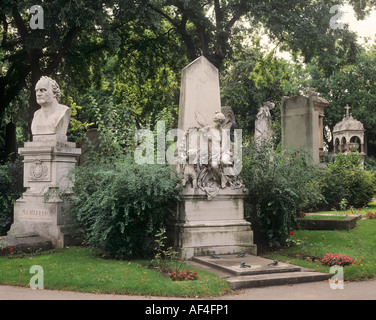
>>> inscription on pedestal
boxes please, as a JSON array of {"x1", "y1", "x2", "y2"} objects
[{"x1": 19, "y1": 209, "x2": 52, "y2": 222}]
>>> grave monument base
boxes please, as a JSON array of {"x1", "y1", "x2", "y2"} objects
[
  {"x1": 9, "y1": 134, "x2": 81, "y2": 248},
  {"x1": 169, "y1": 188, "x2": 257, "y2": 259}
]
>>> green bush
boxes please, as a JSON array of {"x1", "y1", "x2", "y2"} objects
[
  {"x1": 0, "y1": 156, "x2": 24, "y2": 234},
  {"x1": 320, "y1": 152, "x2": 376, "y2": 209},
  {"x1": 241, "y1": 142, "x2": 324, "y2": 247},
  {"x1": 64, "y1": 155, "x2": 182, "y2": 258}
]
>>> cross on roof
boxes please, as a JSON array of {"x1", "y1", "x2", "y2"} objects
[{"x1": 345, "y1": 104, "x2": 351, "y2": 117}]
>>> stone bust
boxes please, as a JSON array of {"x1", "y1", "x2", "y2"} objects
[{"x1": 31, "y1": 76, "x2": 72, "y2": 136}]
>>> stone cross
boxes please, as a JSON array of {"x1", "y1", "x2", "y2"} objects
[{"x1": 345, "y1": 104, "x2": 351, "y2": 117}]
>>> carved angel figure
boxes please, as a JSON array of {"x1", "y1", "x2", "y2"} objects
[{"x1": 182, "y1": 108, "x2": 244, "y2": 200}]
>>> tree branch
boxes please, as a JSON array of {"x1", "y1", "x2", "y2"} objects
[
  {"x1": 45, "y1": 25, "x2": 80, "y2": 75},
  {"x1": 148, "y1": 4, "x2": 197, "y2": 61},
  {"x1": 1, "y1": 13, "x2": 8, "y2": 48},
  {"x1": 214, "y1": 0, "x2": 223, "y2": 28},
  {"x1": 11, "y1": 6, "x2": 28, "y2": 42},
  {"x1": 147, "y1": 3, "x2": 179, "y2": 28},
  {"x1": 226, "y1": 1, "x2": 249, "y2": 30}
]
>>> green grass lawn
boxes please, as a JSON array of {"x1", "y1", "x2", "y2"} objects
[
  {"x1": 263, "y1": 219, "x2": 376, "y2": 281},
  {"x1": 0, "y1": 247, "x2": 231, "y2": 297},
  {"x1": 314, "y1": 201, "x2": 376, "y2": 217}
]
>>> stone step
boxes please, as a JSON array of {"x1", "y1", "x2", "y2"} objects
[
  {"x1": 226, "y1": 271, "x2": 331, "y2": 289},
  {"x1": 192, "y1": 256, "x2": 302, "y2": 276},
  {"x1": 191, "y1": 254, "x2": 331, "y2": 289}
]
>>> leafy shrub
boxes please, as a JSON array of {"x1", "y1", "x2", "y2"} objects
[
  {"x1": 241, "y1": 142, "x2": 324, "y2": 247},
  {"x1": 0, "y1": 156, "x2": 24, "y2": 234},
  {"x1": 320, "y1": 152, "x2": 376, "y2": 209},
  {"x1": 64, "y1": 155, "x2": 182, "y2": 258},
  {"x1": 152, "y1": 228, "x2": 184, "y2": 274}
]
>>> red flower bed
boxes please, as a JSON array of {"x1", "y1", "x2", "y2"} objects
[{"x1": 321, "y1": 253, "x2": 355, "y2": 266}]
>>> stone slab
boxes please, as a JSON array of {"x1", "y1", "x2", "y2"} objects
[
  {"x1": 191, "y1": 254, "x2": 331, "y2": 289},
  {"x1": 298, "y1": 214, "x2": 361, "y2": 230},
  {"x1": 192, "y1": 254, "x2": 301, "y2": 276},
  {"x1": 0, "y1": 234, "x2": 52, "y2": 256}
]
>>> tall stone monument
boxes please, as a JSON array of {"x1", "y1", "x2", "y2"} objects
[
  {"x1": 280, "y1": 89, "x2": 329, "y2": 163},
  {"x1": 9, "y1": 76, "x2": 81, "y2": 247},
  {"x1": 170, "y1": 56, "x2": 256, "y2": 259}
]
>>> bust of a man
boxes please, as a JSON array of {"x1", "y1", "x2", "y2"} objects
[{"x1": 31, "y1": 76, "x2": 71, "y2": 136}]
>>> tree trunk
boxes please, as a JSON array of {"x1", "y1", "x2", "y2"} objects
[{"x1": 27, "y1": 49, "x2": 42, "y2": 138}]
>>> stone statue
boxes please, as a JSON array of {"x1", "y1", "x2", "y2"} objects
[
  {"x1": 183, "y1": 110, "x2": 244, "y2": 200},
  {"x1": 221, "y1": 106, "x2": 237, "y2": 143},
  {"x1": 181, "y1": 149, "x2": 198, "y2": 189},
  {"x1": 254, "y1": 101, "x2": 275, "y2": 145},
  {"x1": 10, "y1": 76, "x2": 81, "y2": 248},
  {"x1": 204, "y1": 111, "x2": 229, "y2": 188},
  {"x1": 31, "y1": 76, "x2": 72, "y2": 136}
]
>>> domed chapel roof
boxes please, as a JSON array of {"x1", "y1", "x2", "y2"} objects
[{"x1": 333, "y1": 105, "x2": 364, "y2": 133}]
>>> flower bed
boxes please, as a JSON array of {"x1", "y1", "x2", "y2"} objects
[
  {"x1": 169, "y1": 269, "x2": 199, "y2": 281},
  {"x1": 321, "y1": 253, "x2": 355, "y2": 266}
]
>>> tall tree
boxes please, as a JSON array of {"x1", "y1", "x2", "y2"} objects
[
  {"x1": 1, "y1": 0, "x2": 374, "y2": 144},
  {"x1": 145, "y1": 0, "x2": 370, "y2": 73},
  {"x1": 0, "y1": 0, "x2": 120, "y2": 135}
]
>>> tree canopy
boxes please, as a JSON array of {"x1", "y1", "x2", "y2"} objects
[{"x1": 1, "y1": 0, "x2": 376, "y2": 160}]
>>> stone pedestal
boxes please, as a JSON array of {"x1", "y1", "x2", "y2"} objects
[
  {"x1": 169, "y1": 188, "x2": 257, "y2": 259},
  {"x1": 9, "y1": 134, "x2": 81, "y2": 247}
]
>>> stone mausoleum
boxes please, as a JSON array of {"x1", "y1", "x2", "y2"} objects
[{"x1": 333, "y1": 105, "x2": 365, "y2": 155}]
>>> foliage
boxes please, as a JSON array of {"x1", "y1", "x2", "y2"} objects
[
  {"x1": 1, "y1": 0, "x2": 373, "y2": 161},
  {"x1": 221, "y1": 48, "x2": 292, "y2": 139},
  {"x1": 320, "y1": 152, "x2": 376, "y2": 209},
  {"x1": 321, "y1": 253, "x2": 355, "y2": 267},
  {"x1": 0, "y1": 0, "x2": 122, "y2": 132},
  {"x1": 93, "y1": 97, "x2": 138, "y2": 160},
  {"x1": 145, "y1": 0, "x2": 364, "y2": 74},
  {"x1": 152, "y1": 228, "x2": 185, "y2": 274},
  {"x1": 0, "y1": 156, "x2": 24, "y2": 235},
  {"x1": 64, "y1": 155, "x2": 182, "y2": 259},
  {"x1": 0, "y1": 164, "x2": 12, "y2": 233},
  {"x1": 241, "y1": 141, "x2": 324, "y2": 247}
]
